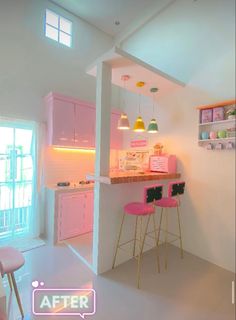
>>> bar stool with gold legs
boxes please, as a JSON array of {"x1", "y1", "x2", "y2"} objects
[
  {"x1": 112, "y1": 184, "x2": 163, "y2": 288},
  {"x1": 155, "y1": 181, "x2": 185, "y2": 270},
  {"x1": 0, "y1": 247, "x2": 25, "y2": 318}
]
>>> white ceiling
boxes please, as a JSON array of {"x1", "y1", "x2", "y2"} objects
[{"x1": 49, "y1": 0, "x2": 158, "y2": 36}]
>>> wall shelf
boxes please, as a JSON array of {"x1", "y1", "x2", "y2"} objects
[
  {"x1": 198, "y1": 137, "x2": 235, "y2": 144},
  {"x1": 196, "y1": 99, "x2": 236, "y2": 110},
  {"x1": 198, "y1": 119, "x2": 235, "y2": 126},
  {"x1": 196, "y1": 99, "x2": 235, "y2": 150}
]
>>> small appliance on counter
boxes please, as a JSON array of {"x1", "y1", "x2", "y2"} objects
[
  {"x1": 57, "y1": 181, "x2": 70, "y2": 187},
  {"x1": 79, "y1": 180, "x2": 94, "y2": 185},
  {"x1": 56, "y1": 180, "x2": 94, "y2": 188},
  {"x1": 149, "y1": 154, "x2": 177, "y2": 173}
]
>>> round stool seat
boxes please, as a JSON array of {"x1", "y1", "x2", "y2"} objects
[
  {"x1": 155, "y1": 197, "x2": 178, "y2": 208},
  {"x1": 0, "y1": 247, "x2": 25, "y2": 276},
  {"x1": 124, "y1": 202, "x2": 155, "y2": 216}
]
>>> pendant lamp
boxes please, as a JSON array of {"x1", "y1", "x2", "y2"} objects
[
  {"x1": 117, "y1": 75, "x2": 130, "y2": 130},
  {"x1": 147, "y1": 87, "x2": 159, "y2": 133},
  {"x1": 133, "y1": 81, "x2": 145, "y2": 132}
]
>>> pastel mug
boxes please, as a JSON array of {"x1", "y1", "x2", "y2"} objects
[
  {"x1": 217, "y1": 130, "x2": 226, "y2": 139},
  {"x1": 209, "y1": 131, "x2": 217, "y2": 139},
  {"x1": 201, "y1": 131, "x2": 209, "y2": 140}
]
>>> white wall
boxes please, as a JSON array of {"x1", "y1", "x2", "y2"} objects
[
  {"x1": 0, "y1": 0, "x2": 113, "y2": 122},
  {"x1": 119, "y1": 0, "x2": 235, "y2": 272},
  {"x1": 0, "y1": 0, "x2": 115, "y2": 241}
]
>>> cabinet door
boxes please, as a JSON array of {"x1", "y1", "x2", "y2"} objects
[
  {"x1": 84, "y1": 191, "x2": 94, "y2": 233},
  {"x1": 58, "y1": 192, "x2": 85, "y2": 241},
  {"x1": 75, "y1": 104, "x2": 95, "y2": 148},
  {"x1": 52, "y1": 99, "x2": 75, "y2": 146},
  {"x1": 110, "y1": 113, "x2": 123, "y2": 149}
]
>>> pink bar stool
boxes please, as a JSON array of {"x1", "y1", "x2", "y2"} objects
[
  {"x1": 112, "y1": 184, "x2": 163, "y2": 288},
  {"x1": 155, "y1": 181, "x2": 185, "y2": 270},
  {"x1": 0, "y1": 247, "x2": 25, "y2": 318}
]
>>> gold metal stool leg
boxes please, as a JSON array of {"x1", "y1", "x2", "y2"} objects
[
  {"x1": 112, "y1": 211, "x2": 126, "y2": 269},
  {"x1": 10, "y1": 273, "x2": 24, "y2": 318},
  {"x1": 164, "y1": 209, "x2": 169, "y2": 270},
  {"x1": 157, "y1": 208, "x2": 163, "y2": 246},
  {"x1": 7, "y1": 274, "x2": 13, "y2": 290},
  {"x1": 177, "y1": 206, "x2": 184, "y2": 259},
  {"x1": 152, "y1": 214, "x2": 160, "y2": 273},
  {"x1": 133, "y1": 216, "x2": 138, "y2": 257},
  {"x1": 137, "y1": 215, "x2": 151, "y2": 289}
]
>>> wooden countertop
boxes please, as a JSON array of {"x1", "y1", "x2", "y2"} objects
[{"x1": 86, "y1": 171, "x2": 181, "y2": 184}]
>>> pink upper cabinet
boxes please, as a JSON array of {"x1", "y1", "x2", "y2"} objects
[
  {"x1": 46, "y1": 94, "x2": 75, "y2": 146},
  {"x1": 45, "y1": 92, "x2": 123, "y2": 149},
  {"x1": 75, "y1": 103, "x2": 95, "y2": 148}
]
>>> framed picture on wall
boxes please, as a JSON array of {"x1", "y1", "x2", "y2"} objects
[
  {"x1": 201, "y1": 109, "x2": 213, "y2": 123},
  {"x1": 213, "y1": 107, "x2": 224, "y2": 121}
]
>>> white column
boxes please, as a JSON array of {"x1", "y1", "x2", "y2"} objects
[
  {"x1": 93, "y1": 62, "x2": 112, "y2": 273},
  {"x1": 94, "y1": 62, "x2": 112, "y2": 176}
]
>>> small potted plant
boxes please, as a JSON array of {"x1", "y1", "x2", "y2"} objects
[
  {"x1": 153, "y1": 143, "x2": 164, "y2": 155},
  {"x1": 226, "y1": 108, "x2": 236, "y2": 120}
]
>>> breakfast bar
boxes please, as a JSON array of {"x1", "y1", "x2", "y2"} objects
[
  {"x1": 87, "y1": 171, "x2": 180, "y2": 184},
  {"x1": 91, "y1": 171, "x2": 181, "y2": 274}
]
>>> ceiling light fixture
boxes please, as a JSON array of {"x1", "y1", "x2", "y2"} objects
[
  {"x1": 133, "y1": 81, "x2": 145, "y2": 132},
  {"x1": 147, "y1": 87, "x2": 159, "y2": 133},
  {"x1": 117, "y1": 75, "x2": 130, "y2": 130}
]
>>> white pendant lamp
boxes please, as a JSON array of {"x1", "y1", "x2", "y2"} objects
[
  {"x1": 133, "y1": 81, "x2": 145, "y2": 132},
  {"x1": 147, "y1": 87, "x2": 159, "y2": 133},
  {"x1": 117, "y1": 75, "x2": 130, "y2": 130}
]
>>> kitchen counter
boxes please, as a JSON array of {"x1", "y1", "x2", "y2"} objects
[
  {"x1": 46, "y1": 183, "x2": 94, "y2": 192},
  {"x1": 86, "y1": 171, "x2": 181, "y2": 184}
]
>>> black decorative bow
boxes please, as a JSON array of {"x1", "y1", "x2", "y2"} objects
[
  {"x1": 146, "y1": 186, "x2": 163, "y2": 203},
  {"x1": 171, "y1": 182, "x2": 185, "y2": 196}
]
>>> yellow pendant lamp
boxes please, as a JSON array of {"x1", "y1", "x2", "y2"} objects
[
  {"x1": 147, "y1": 87, "x2": 159, "y2": 133},
  {"x1": 117, "y1": 75, "x2": 130, "y2": 130},
  {"x1": 133, "y1": 81, "x2": 145, "y2": 132}
]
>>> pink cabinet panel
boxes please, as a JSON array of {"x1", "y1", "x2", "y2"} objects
[
  {"x1": 57, "y1": 190, "x2": 94, "y2": 241},
  {"x1": 51, "y1": 99, "x2": 75, "y2": 146},
  {"x1": 110, "y1": 113, "x2": 123, "y2": 149},
  {"x1": 75, "y1": 104, "x2": 95, "y2": 148},
  {"x1": 58, "y1": 192, "x2": 85, "y2": 241},
  {"x1": 84, "y1": 191, "x2": 94, "y2": 233},
  {"x1": 46, "y1": 92, "x2": 123, "y2": 150}
]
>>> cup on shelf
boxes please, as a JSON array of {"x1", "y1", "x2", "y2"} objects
[
  {"x1": 209, "y1": 131, "x2": 217, "y2": 139},
  {"x1": 217, "y1": 130, "x2": 227, "y2": 139},
  {"x1": 201, "y1": 131, "x2": 209, "y2": 140}
]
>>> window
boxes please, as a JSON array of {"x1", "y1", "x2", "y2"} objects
[
  {"x1": 45, "y1": 9, "x2": 72, "y2": 47},
  {"x1": 0, "y1": 120, "x2": 37, "y2": 242}
]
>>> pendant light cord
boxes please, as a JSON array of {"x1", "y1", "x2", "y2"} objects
[
  {"x1": 152, "y1": 92, "x2": 155, "y2": 117},
  {"x1": 138, "y1": 92, "x2": 141, "y2": 114},
  {"x1": 123, "y1": 79, "x2": 126, "y2": 109}
]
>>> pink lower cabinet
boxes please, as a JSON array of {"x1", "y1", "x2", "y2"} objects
[
  {"x1": 84, "y1": 191, "x2": 94, "y2": 232},
  {"x1": 58, "y1": 190, "x2": 94, "y2": 241}
]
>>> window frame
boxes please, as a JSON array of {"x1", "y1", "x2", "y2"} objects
[{"x1": 44, "y1": 9, "x2": 73, "y2": 48}]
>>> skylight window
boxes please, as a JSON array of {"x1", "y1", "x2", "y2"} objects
[{"x1": 45, "y1": 9, "x2": 72, "y2": 47}]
